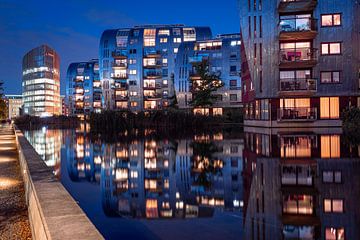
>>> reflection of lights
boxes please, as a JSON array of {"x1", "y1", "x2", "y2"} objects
[
  {"x1": 42, "y1": 126, "x2": 47, "y2": 133},
  {"x1": 164, "y1": 160, "x2": 169, "y2": 168},
  {"x1": 94, "y1": 156, "x2": 102, "y2": 165},
  {"x1": 176, "y1": 201, "x2": 184, "y2": 209},
  {"x1": 176, "y1": 192, "x2": 180, "y2": 199},
  {"x1": 0, "y1": 177, "x2": 19, "y2": 190},
  {"x1": 115, "y1": 169, "x2": 128, "y2": 180}
]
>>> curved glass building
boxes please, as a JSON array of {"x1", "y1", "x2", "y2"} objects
[{"x1": 22, "y1": 45, "x2": 61, "y2": 117}]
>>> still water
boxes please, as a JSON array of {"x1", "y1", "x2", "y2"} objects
[{"x1": 24, "y1": 126, "x2": 360, "y2": 240}]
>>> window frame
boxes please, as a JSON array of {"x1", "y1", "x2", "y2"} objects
[
  {"x1": 323, "y1": 198, "x2": 344, "y2": 213},
  {"x1": 322, "y1": 170, "x2": 342, "y2": 184},
  {"x1": 321, "y1": 13, "x2": 342, "y2": 27},
  {"x1": 320, "y1": 71, "x2": 341, "y2": 84},
  {"x1": 321, "y1": 42, "x2": 342, "y2": 56}
]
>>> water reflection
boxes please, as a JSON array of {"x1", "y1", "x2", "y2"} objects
[
  {"x1": 63, "y1": 131, "x2": 244, "y2": 219},
  {"x1": 243, "y1": 129, "x2": 360, "y2": 240},
  {"x1": 23, "y1": 126, "x2": 360, "y2": 239}
]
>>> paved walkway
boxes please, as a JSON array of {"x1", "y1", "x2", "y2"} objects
[{"x1": 0, "y1": 124, "x2": 31, "y2": 240}]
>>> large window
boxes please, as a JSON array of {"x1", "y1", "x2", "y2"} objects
[
  {"x1": 144, "y1": 29, "x2": 156, "y2": 47},
  {"x1": 320, "y1": 97, "x2": 339, "y2": 119},
  {"x1": 324, "y1": 199, "x2": 344, "y2": 213},
  {"x1": 280, "y1": 42, "x2": 312, "y2": 62},
  {"x1": 321, "y1": 135, "x2": 340, "y2": 158},
  {"x1": 321, "y1": 42, "x2": 341, "y2": 55},
  {"x1": 325, "y1": 227, "x2": 344, "y2": 240},
  {"x1": 321, "y1": 71, "x2": 340, "y2": 83},
  {"x1": 283, "y1": 194, "x2": 313, "y2": 215},
  {"x1": 321, "y1": 14, "x2": 341, "y2": 27}
]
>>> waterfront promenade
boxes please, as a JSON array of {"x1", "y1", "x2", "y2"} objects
[{"x1": 0, "y1": 123, "x2": 31, "y2": 239}]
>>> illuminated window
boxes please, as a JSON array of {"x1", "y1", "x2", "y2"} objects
[
  {"x1": 321, "y1": 71, "x2": 340, "y2": 83},
  {"x1": 173, "y1": 28, "x2": 181, "y2": 36},
  {"x1": 162, "y1": 58, "x2": 168, "y2": 66},
  {"x1": 144, "y1": 29, "x2": 156, "y2": 47},
  {"x1": 283, "y1": 194, "x2": 313, "y2": 215},
  {"x1": 324, "y1": 199, "x2": 343, "y2": 213},
  {"x1": 325, "y1": 227, "x2": 344, "y2": 240},
  {"x1": 158, "y1": 29, "x2": 170, "y2": 36},
  {"x1": 321, "y1": 42, "x2": 341, "y2": 55},
  {"x1": 173, "y1": 38, "x2": 182, "y2": 43},
  {"x1": 174, "y1": 48, "x2": 178, "y2": 53},
  {"x1": 160, "y1": 38, "x2": 168, "y2": 43},
  {"x1": 183, "y1": 28, "x2": 196, "y2": 42},
  {"x1": 321, "y1": 14, "x2": 341, "y2": 27},
  {"x1": 130, "y1": 171, "x2": 138, "y2": 179},
  {"x1": 320, "y1": 97, "x2": 339, "y2": 119},
  {"x1": 129, "y1": 69, "x2": 137, "y2": 75},
  {"x1": 213, "y1": 108, "x2": 223, "y2": 116},
  {"x1": 321, "y1": 135, "x2": 340, "y2": 158}
]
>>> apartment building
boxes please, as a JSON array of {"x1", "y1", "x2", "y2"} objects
[
  {"x1": 66, "y1": 59, "x2": 102, "y2": 118},
  {"x1": 22, "y1": 45, "x2": 61, "y2": 116},
  {"x1": 5, "y1": 94, "x2": 23, "y2": 119},
  {"x1": 239, "y1": 0, "x2": 360, "y2": 128},
  {"x1": 99, "y1": 25, "x2": 212, "y2": 111},
  {"x1": 175, "y1": 34, "x2": 242, "y2": 115}
]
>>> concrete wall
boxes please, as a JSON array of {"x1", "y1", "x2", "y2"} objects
[{"x1": 14, "y1": 127, "x2": 104, "y2": 240}]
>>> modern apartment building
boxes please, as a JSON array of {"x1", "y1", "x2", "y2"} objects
[
  {"x1": 99, "y1": 25, "x2": 212, "y2": 111},
  {"x1": 239, "y1": 0, "x2": 360, "y2": 128},
  {"x1": 175, "y1": 34, "x2": 242, "y2": 114},
  {"x1": 22, "y1": 45, "x2": 61, "y2": 117},
  {"x1": 66, "y1": 59, "x2": 102, "y2": 118},
  {"x1": 5, "y1": 94, "x2": 23, "y2": 119}
]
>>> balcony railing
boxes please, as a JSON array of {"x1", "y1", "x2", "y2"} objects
[
  {"x1": 280, "y1": 17, "x2": 317, "y2": 35},
  {"x1": 278, "y1": 107, "x2": 317, "y2": 121},
  {"x1": 112, "y1": 62, "x2": 127, "y2": 68},
  {"x1": 279, "y1": 78, "x2": 317, "y2": 92},
  {"x1": 278, "y1": 0, "x2": 317, "y2": 13},
  {"x1": 279, "y1": 48, "x2": 318, "y2": 67},
  {"x1": 112, "y1": 50, "x2": 127, "y2": 59},
  {"x1": 144, "y1": 49, "x2": 161, "y2": 57},
  {"x1": 111, "y1": 73, "x2": 128, "y2": 79},
  {"x1": 144, "y1": 71, "x2": 162, "y2": 79}
]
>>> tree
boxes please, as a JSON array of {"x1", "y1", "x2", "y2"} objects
[{"x1": 188, "y1": 60, "x2": 224, "y2": 108}]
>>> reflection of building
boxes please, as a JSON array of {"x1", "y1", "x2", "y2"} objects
[
  {"x1": 66, "y1": 59, "x2": 102, "y2": 118},
  {"x1": 24, "y1": 128, "x2": 62, "y2": 176},
  {"x1": 5, "y1": 94, "x2": 23, "y2": 119},
  {"x1": 239, "y1": 0, "x2": 360, "y2": 128},
  {"x1": 175, "y1": 34, "x2": 242, "y2": 114},
  {"x1": 99, "y1": 25, "x2": 212, "y2": 111},
  {"x1": 22, "y1": 45, "x2": 61, "y2": 117},
  {"x1": 60, "y1": 95, "x2": 68, "y2": 116},
  {"x1": 64, "y1": 131, "x2": 244, "y2": 219},
  {"x1": 242, "y1": 128, "x2": 360, "y2": 239}
]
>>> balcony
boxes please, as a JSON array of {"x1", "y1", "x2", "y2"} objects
[
  {"x1": 111, "y1": 73, "x2": 128, "y2": 79},
  {"x1": 278, "y1": 107, "x2": 317, "y2": 122},
  {"x1": 144, "y1": 71, "x2": 162, "y2": 79},
  {"x1": 279, "y1": 48, "x2": 318, "y2": 68},
  {"x1": 143, "y1": 61, "x2": 162, "y2": 69},
  {"x1": 144, "y1": 49, "x2": 161, "y2": 58},
  {"x1": 144, "y1": 83, "x2": 162, "y2": 90},
  {"x1": 144, "y1": 94, "x2": 162, "y2": 99},
  {"x1": 112, "y1": 50, "x2": 127, "y2": 59},
  {"x1": 279, "y1": 78, "x2": 317, "y2": 96},
  {"x1": 112, "y1": 62, "x2": 127, "y2": 68},
  {"x1": 279, "y1": 17, "x2": 318, "y2": 40},
  {"x1": 278, "y1": 0, "x2": 317, "y2": 14},
  {"x1": 115, "y1": 95, "x2": 129, "y2": 101}
]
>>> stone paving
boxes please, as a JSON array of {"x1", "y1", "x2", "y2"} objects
[{"x1": 0, "y1": 123, "x2": 31, "y2": 240}]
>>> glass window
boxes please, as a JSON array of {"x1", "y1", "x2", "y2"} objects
[
  {"x1": 321, "y1": 135, "x2": 340, "y2": 158},
  {"x1": 320, "y1": 97, "x2": 339, "y2": 119},
  {"x1": 321, "y1": 71, "x2": 340, "y2": 83},
  {"x1": 325, "y1": 227, "x2": 345, "y2": 240},
  {"x1": 322, "y1": 43, "x2": 341, "y2": 55},
  {"x1": 321, "y1": 14, "x2": 341, "y2": 27}
]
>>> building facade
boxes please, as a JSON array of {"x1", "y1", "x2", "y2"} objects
[
  {"x1": 99, "y1": 25, "x2": 212, "y2": 111},
  {"x1": 66, "y1": 59, "x2": 102, "y2": 118},
  {"x1": 5, "y1": 95, "x2": 23, "y2": 119},
  {"x1": 175, "y1": 34, "x2": 242, "y2": 114},
  {"x1": 22, "y1": 45, "x2": 61, "y2": 117},
  {"x1": 239, "y1": 0, "x2": 360, "y2": 128}
]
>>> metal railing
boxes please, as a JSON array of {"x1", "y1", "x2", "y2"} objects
[
  {"x1": 279, "y1": 17, "x2": 318, "y2": 33},
  {"x1": 279, "y1": 48, "x2": 318, "y2": 63},
  {"x1": 278, "y1": 107, "x2": 317, "y2": 121},
  {"x1": 279, "y1": 78, "x2": 317, "y2": 92}
]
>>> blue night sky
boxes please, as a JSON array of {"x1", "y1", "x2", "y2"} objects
[{"x1": 0, "y1": 0, "x2": 240, "y2": 95}]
